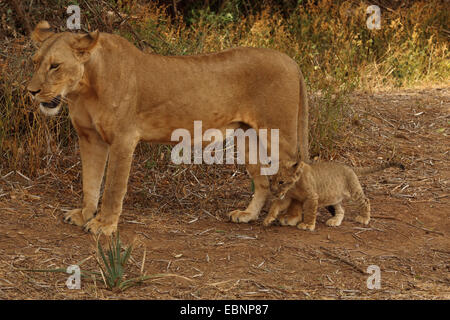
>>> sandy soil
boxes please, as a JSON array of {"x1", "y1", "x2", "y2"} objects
[{"x1": 0, "y1": 87, "x2": 448, "y2": 299}]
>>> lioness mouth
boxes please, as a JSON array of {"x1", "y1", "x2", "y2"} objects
[{"x1": 41, "y1": 95, "x2": 61, "y2": 109}]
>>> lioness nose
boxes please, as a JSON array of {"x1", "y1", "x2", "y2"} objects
[{"x1": 28, "y1": 89, "x2": 41, "y2": 96}]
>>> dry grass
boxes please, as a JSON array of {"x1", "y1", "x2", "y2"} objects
[
  {"x1": 0, "y1": 1, "x2": 448, "y2": 300},
  {"x1": 0, "y1": 0, "x2": 448, "y2": 175},
  {"x1": 0, "y1": 87, "x2": 448, "y2": 299}
]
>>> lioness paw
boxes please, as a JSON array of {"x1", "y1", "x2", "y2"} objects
[
  {"x1": 228, "y1": 210, "x2": 257, "y2": 223},
  {"x1": 355, "y1": 216, "x2": 370, "y2": 225},
  {"x1": 297, "y1": 222, "x2": 315, "y2": 231},
  {"x1": 83, "y1": 216, "x2": 117, "y2": 236},
  {"x1": 263, "y1": 215, "x2": 276, "y2": 227},
  {"x1": 278, "y1": 214, "x2": 302, "y2": 226},
  {"x1": 64, "y1": 208, "x2": 91, "y2": 226}
]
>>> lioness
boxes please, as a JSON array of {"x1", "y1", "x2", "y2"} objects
[
  {"x1": 27, "y1": 21, "x2": 309, "y2": 235},
  {"x1": 264, "y1": 160, "x2": 404, "y2": 230}
]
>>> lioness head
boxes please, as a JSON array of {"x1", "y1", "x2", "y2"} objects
[
  {"x1": 270, "y1": 160, "x2": 305, "y2": 199},
  {"x1": 27, "y1": 21, "x2": 99, "y2": 116}
]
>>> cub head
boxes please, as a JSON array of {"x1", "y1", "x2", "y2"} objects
[
  {"x1": 270, "y1": 160, "x2": 305, "y2": 199},
  {"x1": 27, "y1": 21, "x2": 99, "y2": 116}
]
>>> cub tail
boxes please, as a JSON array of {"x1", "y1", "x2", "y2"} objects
[{"x1": 354, "y1": 161, "x2": 405, "y2": 176}]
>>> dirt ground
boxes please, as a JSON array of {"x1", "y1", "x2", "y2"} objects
[{"x1": 0, "y1": 86, "x2": 448, "y2": 300}]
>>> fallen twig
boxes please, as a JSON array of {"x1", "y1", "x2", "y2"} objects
[
  {"x1": 404, "y1": 222, "x2": 444, "y2": 236},
  {"x1": 320, "y1": 247, "x2": 366, "y2": 275}
]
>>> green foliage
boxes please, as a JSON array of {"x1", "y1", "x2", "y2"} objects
[
  {"x1": 96, "y1": 232, "x2": 134, "y2": 291},
  {"x1": 18, "y1": 232, "x2": 190, "y2": 292}
]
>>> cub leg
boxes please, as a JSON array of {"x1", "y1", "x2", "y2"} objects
[
  {"x1": 64, "y1": 130, "x2": 109, "y2": 227},
  {"x1": 354, "y1": 191, "x2": 371, "y2": 225},
  {"x1": 278, "y1": 200, "x2": 303, "y2": 226},
  {"x1": 263, "y1": 197, "x2": 292, "y2": 226},
  {"x1": 326, "y1": 203, "x2": 345, "y2": 227},
  {"x1": 297, "y1": 193, "x2": 318, "y2": 231},
  {"x1": 84, "y1": 137, "x2": 138, "y2": 235}
]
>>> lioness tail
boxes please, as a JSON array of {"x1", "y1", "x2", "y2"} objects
[{"x1": 297, "y1": 69, "x2": 309, "y2": 163}]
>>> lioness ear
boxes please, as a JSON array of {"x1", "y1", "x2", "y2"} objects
[
  {"x1": 71, "y1": 30, "x2": 100, "y2": 62},
  {"x1": 31, "y1": 21, "x2": 54, "y2": 45},
  {"x1": 72, "y1": 30, "x2": 100, "y2": 51}
]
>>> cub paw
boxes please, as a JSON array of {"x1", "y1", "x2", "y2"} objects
[
  {"x1": 83, "y1": 215, "x2": 117, "y2": 236},
  {"x1": 63, "y1": 208, "x2": 93, "y2": 226},
  {"x1": 355, "y1": 215, "x2": 370, "y2": 225},
  {"x1": 297, "y1": 222, "x2": 315, "y2": 231},
  {"x1": 326, "y1": 215, "x2": 344, "y2": 227},
  {"x1": 228, "y1": 210, "x2": 257, "y2": 223}
]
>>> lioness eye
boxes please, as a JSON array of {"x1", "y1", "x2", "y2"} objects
[
  {"x1": 279, "y1": 181, "x2": 284, "y2": 185},
  {"x1": 50, "y1": 63, "x2": 60, "y2": 70}
]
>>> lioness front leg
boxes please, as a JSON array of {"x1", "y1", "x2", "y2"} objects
[
  {"x1": 64, "y1": 131, "x2": 108, "y2": 227},
  {"x1": 84, "y1": 137, "x2": 138, "y2": 235}
]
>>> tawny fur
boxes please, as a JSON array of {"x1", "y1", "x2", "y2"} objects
[
  {"x1": 28, "y1": 21, "x2": 310, "y2": 235},
  {"x1": 264, "y1": 160, "x2": 404, "y2": 231}
]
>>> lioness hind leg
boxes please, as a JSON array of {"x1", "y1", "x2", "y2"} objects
[
  {"x1": 229, "y1": 168, "x2": 270, "y2": 223},
  {"x1": 64, "y1": 208, "x2": 96, "y2": 227},
  {"x1": 228, "y1": 122, "x2": 297, "y2": 224},
  {"x1": 278, "y1": 200, "x2": 303, "y2": 226},
  {"x1": 326, "y1": 203, "x2": 345, "y2": 227},
  {"x1": 263, "y1": 197, "x2": 292, "y2": 226}
]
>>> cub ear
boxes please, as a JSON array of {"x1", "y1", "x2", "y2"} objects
[
  {"x1": 282, "y1": 160, "x2": 297, "y2": 169},
  {"x1": 294, "y1": 161, "x2": 305, "y2": 175},
  {"x1": 31, "y1": 21, "x2": 54, "y2": 45}
]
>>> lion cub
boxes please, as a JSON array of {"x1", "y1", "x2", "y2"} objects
[{"x1": 263, "y1": 160, "x2": 404, "y2": 231}]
